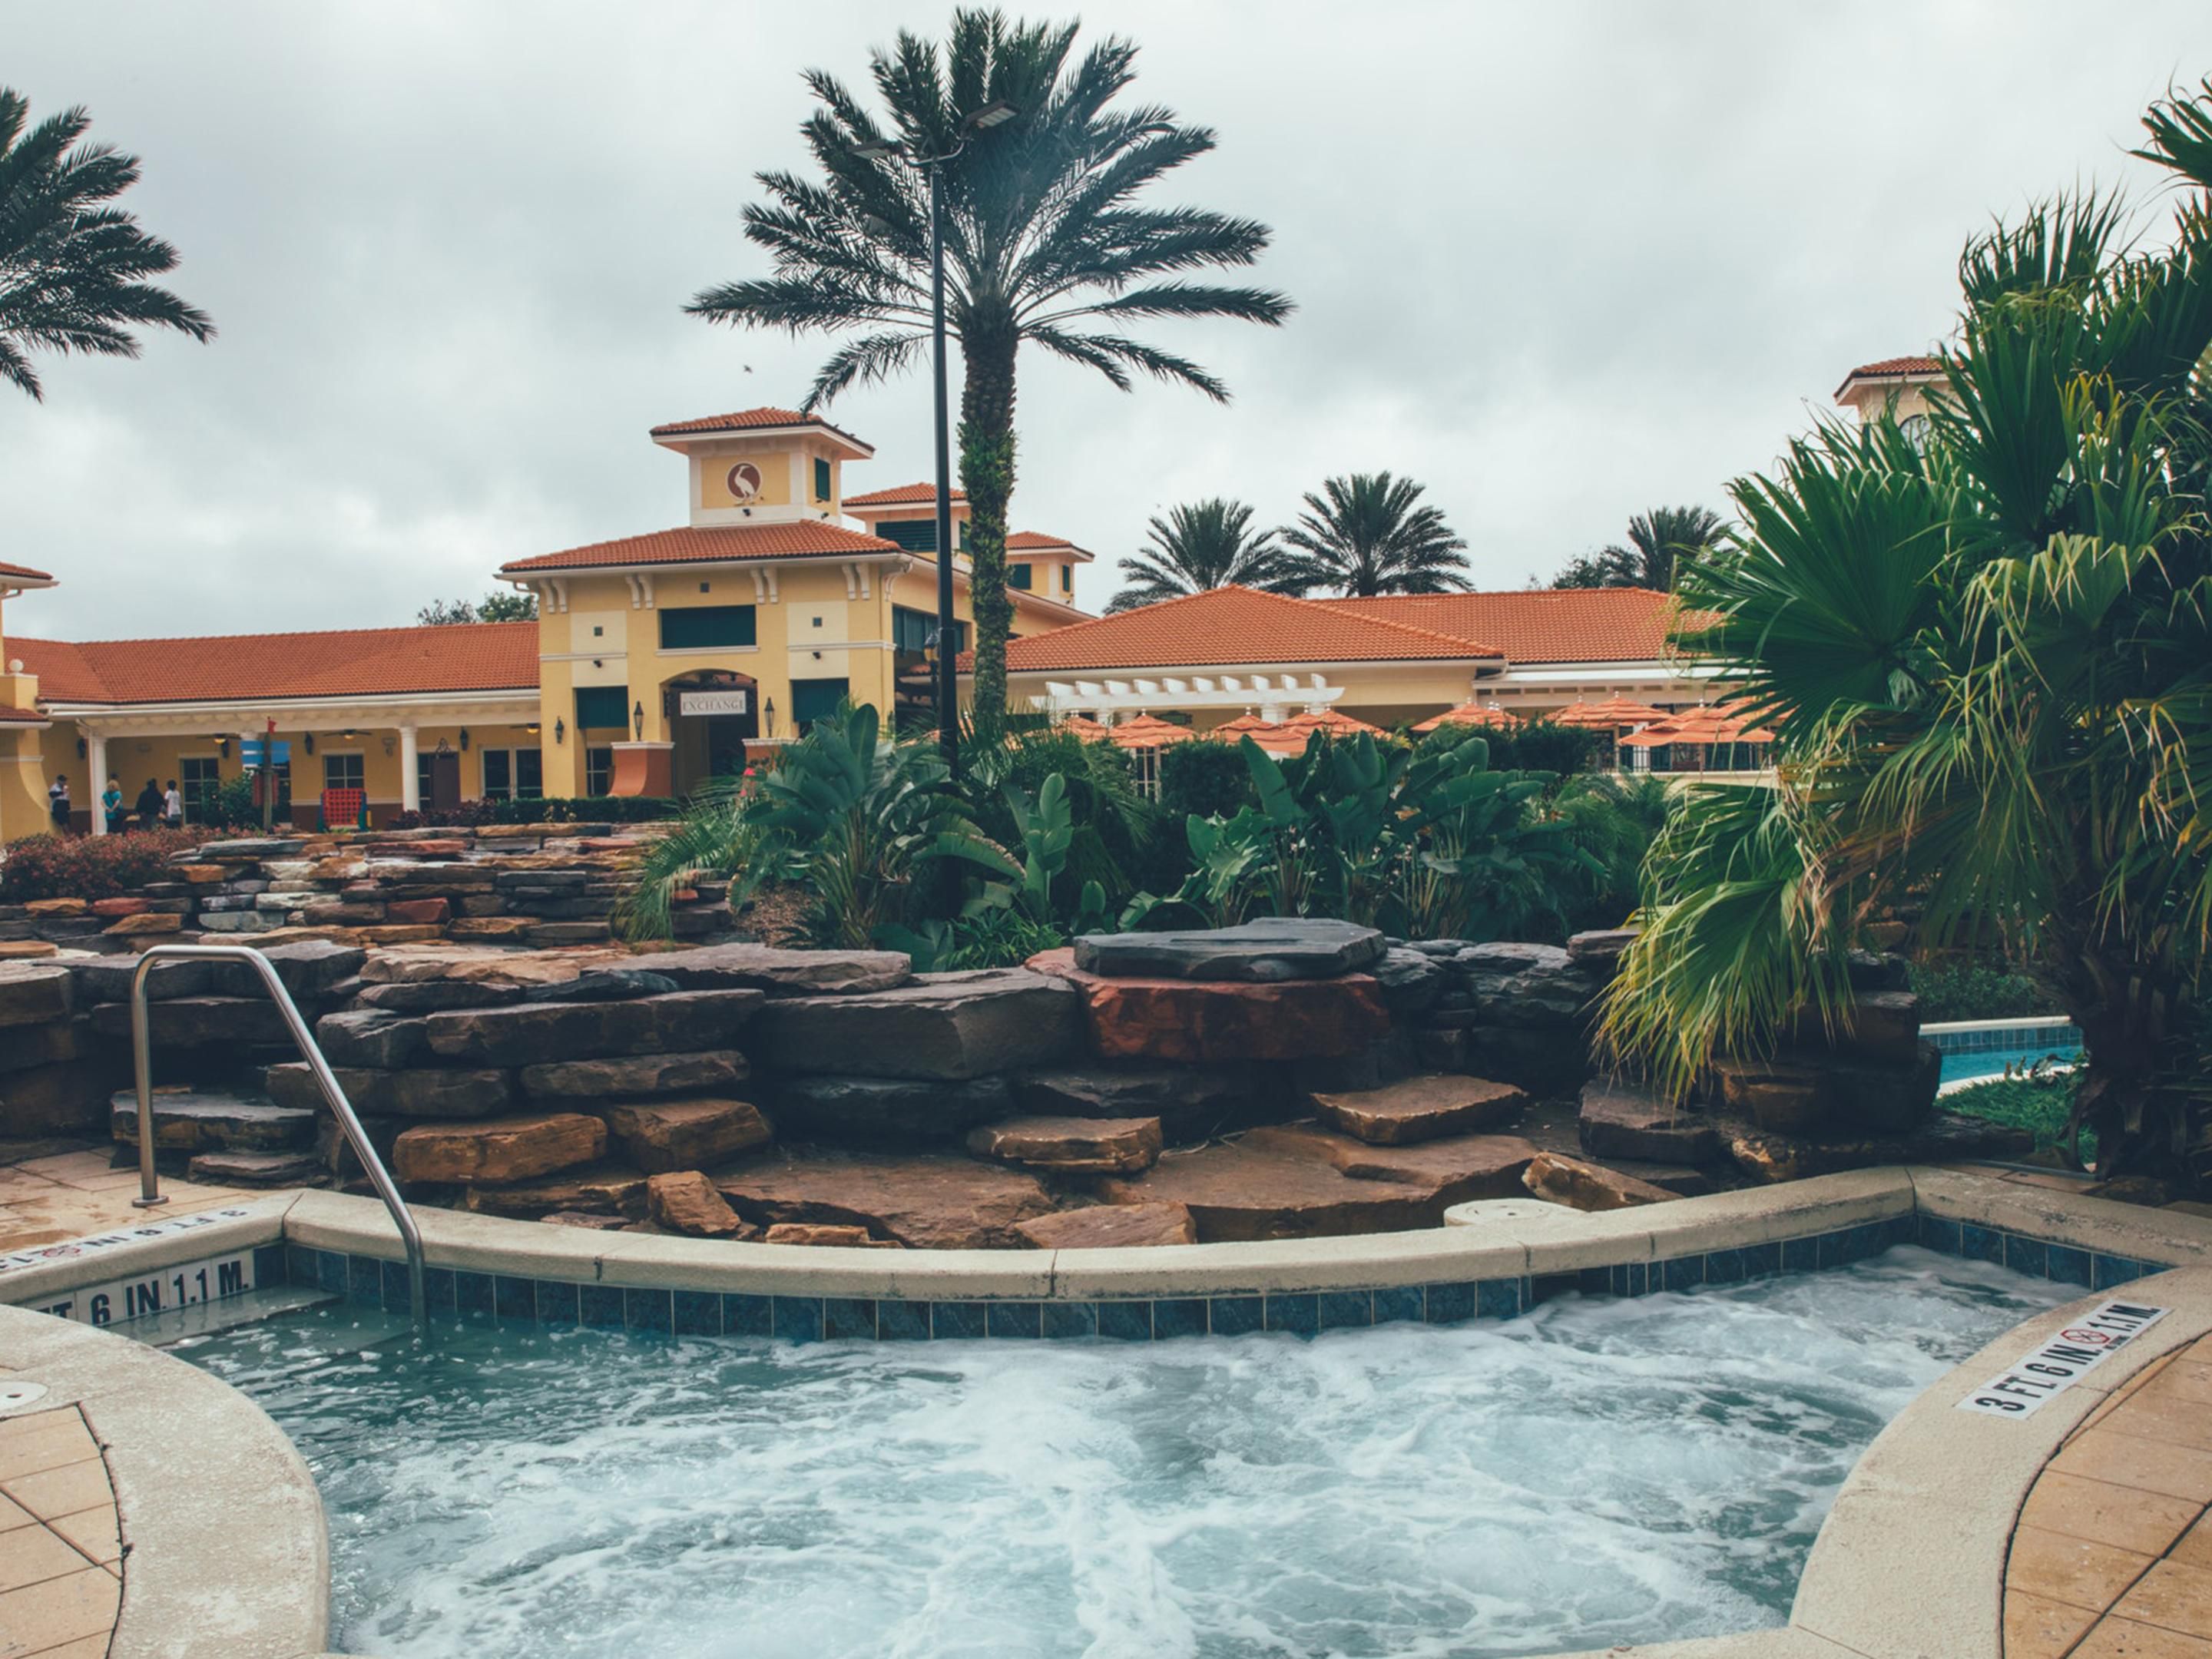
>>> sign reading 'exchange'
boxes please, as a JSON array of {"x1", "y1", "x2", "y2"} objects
[{"x1": 1956, "y1": 1299, "x2": 2171, "y2": 1418}]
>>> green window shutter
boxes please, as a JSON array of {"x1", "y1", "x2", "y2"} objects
[
  {"x1": 878, "y1": 520, "x2": 935, "y2": 552},
  {"x1": 658, "y1": 605, "x2": 757, "y2": 650},
  {"x1": 814, "y1": 457, "x2": 833, "y2": 500},
  {"x1": 1007, "y1": 563, "x2": 1032, "y2": 590},
  {"x1": 575, "y1": 685, "x2": 629, "y2": 730},
  {"x1": 790, "y1": 677, "x2": 850, "y2": 731}
]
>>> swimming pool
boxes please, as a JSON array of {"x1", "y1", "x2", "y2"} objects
[
  {"x1": 1938, "y1": 1045, "x2": 2083, "y2": 1087},
  {"x1": 179, "y1": 1247, "x2": 2069, "y2": 1659}
]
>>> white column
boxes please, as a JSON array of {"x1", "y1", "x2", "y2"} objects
[
  {"x1": 86, "y1": 731, "x2": 108, "y2": 836},
  {"x1": 399, "y1": 724, "x2": 419, "y2": 813}
]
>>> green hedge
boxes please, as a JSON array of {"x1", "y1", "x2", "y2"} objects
[{"x1": 392, "y1": 796, "x2": 684, "y2": 829}]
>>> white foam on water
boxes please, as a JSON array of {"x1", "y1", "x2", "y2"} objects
[{"x1": 180, "y1": 1247, "x2": 2071, "y2": 1659}]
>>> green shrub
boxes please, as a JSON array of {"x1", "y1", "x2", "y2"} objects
[
  {"x1": 0, "y1": 828, "x2": 205, "y2": 900},
  {"x1": 1160, "y1": 740, "x2": 1250, "y2": 820},
  {"x1": 1909, "y1": 961, "x2": 2057, "y2": 1022},
  {"x1": 1945, "y1": 1062, "x2": 2092, "y2": 1161}
]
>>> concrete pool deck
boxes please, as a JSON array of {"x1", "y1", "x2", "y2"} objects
[{"x1": 3, "y1": 1168, "x2": 2211, "y2": 1658}]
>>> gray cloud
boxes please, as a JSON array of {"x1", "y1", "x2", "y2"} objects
[{"x1": 3, "y1": 0, "x2": 2207, "y2": 638}]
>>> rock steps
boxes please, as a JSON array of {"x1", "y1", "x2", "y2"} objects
[{"x1": 108, "y1": 1088, "x2": 316, "y2": 1152}]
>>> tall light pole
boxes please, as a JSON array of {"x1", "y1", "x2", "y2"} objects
[{"x1": 855, "y1": 99, "x2": 1015, "y2": 776}]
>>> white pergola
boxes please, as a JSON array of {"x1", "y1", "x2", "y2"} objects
[{"x1": 1031, "y1": 672, "x2": 1344, "y2": 724}]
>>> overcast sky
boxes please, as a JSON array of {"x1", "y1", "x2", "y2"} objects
[{"x1": 5, "y1": 2, "x2": 2209, "y2": 641}]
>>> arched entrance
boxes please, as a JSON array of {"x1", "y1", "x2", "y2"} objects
[{"x1": 663, "y1": 669, "x2": 760, "y2": 796}]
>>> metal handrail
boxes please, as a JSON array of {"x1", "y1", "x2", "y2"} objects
[{"x1": 128, "y1": 942, "x2": 427, "y2": 1333}]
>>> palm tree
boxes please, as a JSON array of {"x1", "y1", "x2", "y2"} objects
[
  {"x1": 1551, "y1": 505, "x2": 1727, "y2": 591},
  {"x1": 0, "y1": 89, "x2": 212, "y2": 401},
  {"x1": 1599, "y1": 78, "x2": 2212, "y2": 1191},
  {"x1": 1107, "y1": 498, "x2": 1304, "y2": 611},
  {"x1": 688, "y1": 12, "x2": 1290, "y2": 737},
  {"x1": 1277, "y1": 472, "x2": 1472, "y2": 596}
]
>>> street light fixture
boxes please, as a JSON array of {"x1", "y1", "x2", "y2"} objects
[{"x1": 849, "y1": 98, "x2": 1018, "y2": 774}]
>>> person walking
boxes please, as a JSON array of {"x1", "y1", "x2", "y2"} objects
[
  {"x1": 162, "y1": 779, "x2": 183, "y2": 828},
  {"x1": 47, "y1": 773, "x2": 71, "y2": 834},
  {"x1": 134, "y1": 777, "x2": 164, "y2": 830},
  {"x1": 101, "y1": 777, "x2": 124, "y2": 834}
]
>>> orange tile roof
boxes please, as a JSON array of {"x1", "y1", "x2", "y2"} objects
[
  {"x1": 0, "y1": 704, "x2": 47, "y2": 724},
  {"x1": 0, "y1": 560, "x2": 55, "y2": 584},
  {"x1": 1835, "y1": 356, "x2": 1942, "y2": 399},
  {"x1": 12, "y1": 621, "x2": 538, "y2": 707},
  {"x1": 1008, "y1": 530, "x2": 1094, "y2": 561},
  {"x1": 502, "y1": 520, "x2": 900, "y2": 575},
  {"x1": 846, "y1": 482, "x2": 963, "y2": 507},
  {"x1": 1321, "y1": 588, "x2": 1681, "y2": 664},
  {"x1": 984, "y1": 585, "x2": 1501, "y2": 674},
  {"x1": 648, "y1": 406, "x2": 872, "y2": 449}
]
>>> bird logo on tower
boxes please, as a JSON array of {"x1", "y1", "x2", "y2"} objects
[{"x1": 724, "y1": 462, "x2": 763, "y2": 502}]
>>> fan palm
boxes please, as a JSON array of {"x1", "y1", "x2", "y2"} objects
[
  {"x1": 687, "y1": 11, "x2": 1291, "y2": 737},
  {"x1": 1107, "y1": 498, "x2": 1305, "y2": 611},
  {"x1": 0, "y1": 89, "x2": 212, "y2": 401},
  {"x1": 1600, "y1": 78, "x2": 2212, "y2": 1190},
  {"x1": 1277, "y1": 472, "x2": 1472, "y2": 596},
  {"x1": 1552, "y1": 505, "x2": 1727, "y2": 591}
]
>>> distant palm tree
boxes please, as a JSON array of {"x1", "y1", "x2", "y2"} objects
[
  {"x1": 1107, "y1": 498, "x2": 1305, "y2": 611},
  {"x1": 0, "y1": 89, "x2": 212, "y2": 401},
  {"x1": 1553, "y1": 505, "x2": 1727, "y2": 591},
  {"x1": 1278, "y1": 472, "x2": 1472, "y2": 596},
  {"x1": 688, "y1": 12, "x2": 1291, "y2": 737}
]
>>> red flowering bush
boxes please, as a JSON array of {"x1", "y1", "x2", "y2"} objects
[{"x1": 0, "y1": 828, "x2": 205, "y2": 901}]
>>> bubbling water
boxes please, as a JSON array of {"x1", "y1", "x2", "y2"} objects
[{"x1": 182, "y1": 1247, "x2": 2068, "y2": 1658}]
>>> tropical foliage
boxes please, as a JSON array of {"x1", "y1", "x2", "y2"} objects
[
  {"x1": 0, "y1": 88, "x2": 211, "y2": 401},
  {"x1": 1277, "y1": 472, "x2": 1472, "y2": 595},
  {"x1": 1108, "y1": 498, "x2": 1306, "y2": 611},
  {"x1": 417, "y1": 591, "x2": 538, "y2": 625},
  {"x1": 689, "y1": 11, "x2": 1290, "y2": 737},
  {"x1": 1601, "y1": 78, "x2": 2212, "y2": 1188},
  {"x1": 1551, "y1": 505, "x2": 1727, "y2": 591}
]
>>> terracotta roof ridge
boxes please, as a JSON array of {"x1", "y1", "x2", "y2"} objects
[{"x1": 15, "y1": 618, "x2": 538, "y2": 651}]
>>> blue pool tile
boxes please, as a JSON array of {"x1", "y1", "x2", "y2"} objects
[
  {"x1": 1740, "y1": 1241, "x2": 1783, "y2": 1281},
  {"x1": 2005, "y1": 1237, "x2": 2050, "y2": 1280},
  {"x1": 1425, "y1": 1283, "x2": 1477, "y2": 1325},
  {"x1": 454, "y1": 1270, "x2": 495, "y2": 1316},
  {"x1": 1319, "y1": 1290, "x2": 1372, "y2": 1330},
  {"x1": 346, "y1": 1254, "x2": 382, "y2": 1304},
  {"x1": 2045, "y1": 1245, "x2": 2094, "y2": 1287},
  {"x1": 772, "y1": 1296, "x2": 823, "y2": 1343},
  {"x1": 283, "y1": 1244, "x2": 317, "y2": 1286},
  {"x1": 253, "y1": 1244, "x2": 286, "y2": 1289},
  {"x1": 624, "y1": 1287, "x2": 672, "y2": 1335},
  {"x1": 2094, "y1": 1255, "x2": 2146, "y2": 1291},
  {"x1": 495, "y1": 1276, "x2": 535, "y2": 1322},
  {"x1": 1098, "y1": 1302, "x2": 1152, "y2": 1341},
  {"x1": 579, "y1": 1284, "x2": 624, "y2": 1330},
  {"x1": 1660, "y1": 1257, "x2": 1704, "y2": 1294},
  {"x1": 535, "y1": 1280, "x2": 578, "y2": 1326},
  {"x1": 1958, "y1": 1224, "x2": 2005, "y2": 1267},
  {"x1": 1576, "y1": 1268, "x2": 1614, "y2": 1299},
  {"x1": 673, "y1": 1290, "x2": 722, "y2": 1337},
  {"x1": 1042, "y1": 1302, "x2": 1098, "y2": 1340},
  {"x1": 1154, "y1": 1299, "x2": 1210, "y2": 1339},
  {"x1": 1878, "y1": 1214, "x2": 1919, "y2": 1251},
  {"x1": 1373, "y1": 1286, "x2": 1426, "y2": 1325},
  {"x1": 1475, "y1": 1279, "x2": 1521, "y2": 1320},
  {"x1": 878, "y1": 1301, "x2": 932, "y2": 1342},
  {"x1": 1207, "y1": 1296, "x2": 1263, "y2": 1336},
  {"x1": 379, "y1": 1260, "x2": 412, "y2": 1314},
  {"x1": 932, "y1": 1303, "x2": 988, "y2": 1341},
  {"x1": 421, "y1": 1267, "x2": 456, "y2": 1317},
  {"x1": 314, "y1": 1249, "x2": 348, "y2": 1294},
  {"x1": 1818, "y1": 1224, "x2": 1884, "y2": 1270},
  {"x1": 986, "y1": 1303, "x2": 1043, "y2": 1340},
  {"x1": 1916, "y1": 1214, "x2": 1962, "y2": 1257},
  {"x1": 1781, "y1": 1237, "x2": 1820, "y2": 1276},
  {"x1": 721, "y1": 1293, "x2": 772, "y2": 1338},
  {"x1": 1703, "y1": 1247, "x2": 1748, "y2": 1285},
  {"x1": 822, "y1": 1297, "x2": 877, "y2": 1340},
  {"x1": 1266, "y1": 1293, "x2": 1319, "y2": 1335}
]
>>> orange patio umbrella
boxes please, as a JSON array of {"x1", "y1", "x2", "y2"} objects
[
  {"x1": 1550, "y1": 697, "x2": 1670, "y2": 730},
  {"x1": 1618, "y1": 699, "x2": 1780, "y2": 747},
  {"x1": 1057, "y1": 714, "x2": 1112, "y2": 743},
  {"x1": 1281, "y1": 708, "x2": 1386, "y2": 738},
  {"x1": 1105, "y1": 713, "x2": 1197, "y2": 750},
  {"x1": 1412, "y1": 700, "x2": 1522, "y2": 733}
]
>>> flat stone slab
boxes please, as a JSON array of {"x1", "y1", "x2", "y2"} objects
[
  {"x1": 109, "y1": 1088, "x2": 314, "y2": 1152},
  {"x1": 356, "y1": 980, "x2": 522, "y2": 1013},
  {"x1": 356, "y1": 945, "x2": 624, "y2": 988},
  {"x1": 765, "y1": 1075, "x2": 1014, "y2": 1145},
  {"x1": 640, "y1": 942, "x2": 912, "y2": 996},
  {"x1": 1027, "y1": 949, "x2": 1389, "y2": 1064},
  {"x1": 603, "y1": 1098, "x2": 773, "y2": 1174},
  {"x1": 965, "y1": 1115, "x2": 1161, "y2": 1175},
  {"x1": 1309, "y1": 1075, "x2": 1527, "y2": 1144},
  {"x1": 313, "y1": 1010, "x2": 429, "y2": 1070},
  {"x1": 763, "y1": 1223, "x2": 898, "y2": 1248},
  {"x1": 518, "y1": 1050, "x2": 750, "y2": 1101},
  {"x1": 458, "y1": 1161, "x2": 648, "y2": 1220},
  {"x1": 186, "y1": 1149, "x2": 325, "y2": 1187},
  {"x1": 0, "y1": 962, "x2": 72, "y2": 1028},
  {"x1": 713, "y1": 1151, "x2": 1055, "y2": 1250},
  {"x1": 1011, "y1": 1066, "x2": 1254, "y2": 1141},
  {"x1": 422, "y1": 989, "x2": 766, "y2": 1065},
  {"x1": 266, "y1": 1061, "x2": 515, "y2": 1120},
  {"x1": 394, "y1": 1112, "x2": 608, "y2": 1184},
  {"x1": 1522, "y1": 1150, "x2": 1675, "y2": 1211},
  {"x1": 1072, "y1": 918, "x2": 1385, "y2": 982},
  {"x1": 753, "y1": 969, "x2": 1080, "y2": 1081},
  {"x1": 89, "y1": 996, "x2": 292, "y2": 1047},
  {"x1": 1015, "y1": 1202, "x2": 1196, "y2": 1250},
  {"x1": 1578, "y1": 1080, "x2": 1724, "y2": 1164},
  {"x1": 1724, "y1": 1110, "x2": 2032, "y2": 1184}
]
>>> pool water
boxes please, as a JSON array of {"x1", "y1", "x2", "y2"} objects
[
  {"x1": 1938, "y1": 1045, "x2": 2083, "y2": 1086},
  {"x1": 180, "y1": 1249, "x2": 2071, "y2": 1659}
]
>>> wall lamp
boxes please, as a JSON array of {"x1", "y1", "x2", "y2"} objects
[
  {"x1": 554, "y1": 717, "x2": 565, "y2": 745},
  {"x1": 459, "y1": 729, "x2": 470, "y2": 750},
  {"x1": 303, "y1": 732, "x2": 316, "y2": 755},
  {"x1": 763, "y1": 696, "x2": 776, "y2": 740},
  {"x1": 632, "y1": 701, "x2": 645, "y2": 740}
]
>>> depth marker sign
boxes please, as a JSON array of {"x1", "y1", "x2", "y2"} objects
[{"x1": 1956, "y1": 1300, "x2": 2171, "y2": 1418}]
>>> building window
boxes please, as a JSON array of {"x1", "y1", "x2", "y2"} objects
[
  {"x1": 416, "y1": 754, "x2": 435, "y2": 803},
  {"x1": 659, "y1": 605, "x2": 757, "y2": 651},
  {"x1": 575, "y1": 685, "x2": 630, "y2": 731},
  {"x1": 322, "y1": 753, "x2": 366, "y2": 792},
  {"x1": 585, "y1": 746, "x2": 614, "y2": 796},
  {"x1": 482, "y1": 748, "x2": 545, "y2": 801},
  {"x1": 1007, "y1": 563, "x2": 1032, "y2": 590},
  {"x1": 1131, "y1": 744, "x2": 1162, "y2": 800},
  {"x1": 1061, "y1": 564, "x2": 1073, "y2": 593},
  {"x1": 892, "y1": 605, "x2": 968, "y2": 655},
  {"x1": 877, "y1": 519, "x2": 936, "y2": 552},
  {"x1": 814, "y1": 457, "x2": 833, "y2": 500},
  {"x1": 180, "y1": 756, "x2": 221, "y2": 818},
  {"x1": 790, "y1": 677, "x2": 849, "y2": 733}
]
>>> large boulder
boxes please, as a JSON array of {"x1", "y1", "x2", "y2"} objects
[
  {"x1": 1459, "y1": 943, "x2": 1601, "y2": 1028},
  {"x1": 108, "y1": 1087, "x2": 314, "y2": 1151},
  {"x1": 1071, "y1": 919, "x2": 1385, "y2": 982},
  {"x1": 518, "y1": 1050, "x2": 749, "y2": 1101},
  {"x1": 645, "y1": 1171, "x2": 750, "y2": 1238},
  {"x1": 422, "y1": 988, "x2": 766, "y2": 1065},
  {"x1": 641, "y1": 942, "x2": 913, "y2": 996},
  {"x1": 314, "y1": 1010, "x2": 429, "y2": 1069},
  {"x1": 1578, "y1": 1080, "x2": 1724, "y2": 1164},
  {"x1": 1028, "y1": 949, "x2": 1388, "y2": 1064},
  {"x1": 1369, "y1": 947, "x2": 1447, "y2": 1018},
  {"x1": 1308, "y1": 1074, "x2": 1526, "y2": 1145},
  {"x1": 204, "y1": 939, "x2": 366, "y2": 998},
  {"x1": 1459, "y1": 1025, "x2": 1596, "y2": 1098},
  {"x1": 1712, "y1": 1055, "x2": 1830, "y2": 1134},
  {"x1": 1786, "y1": 991, "x2": 1923, "y2": 1065},
  {"x1": 0, "y1": 962, "x2": 71, "y2": 1028},
  {"x1": 601, "y1": 1098, "x2": 773, "y2": 1174},
  {"x1": 266, "y1": 1061, "x2": 516, "y2": 1120},
  {"x1": 1724, "y1": 1110, "x2": 2032, "y2": 1184},
  {"x1": 89, "y1": 996, "x2": 292, "y2": 1048},
  {"x1": 1015, "y1": 1202, "x2": 1196, "y2": 1249},
  {"x1": 393, "y1": 1112, "x2": 607, "y2": 1184},
  {"x1": 64, "y1": 956, "x2": 215, "y2": 1005},
  {"x1": 965, "y1": 1115, "x2": 1161, "y2": 1174},
  {"x1": 753, "y1": 969, "x2": 1079, "y2": 1081},
  {"x1": 713, "y1": 1151, "x2": 1055, "y2": 1250},
  {"x1": 1011, "y1": 1066, "x2": 1258, "y2": 1141},
  {"x1": 766, "y1": 1074, "x2": 1015, "y2": 1145},
  {"x1": 1829, "y1": 1041, "x2": 1942, "y2": 1134}
]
